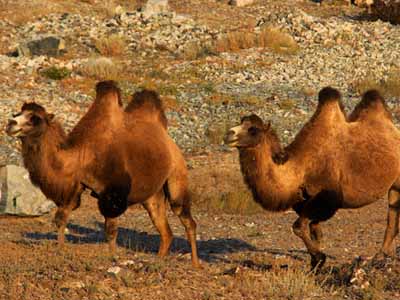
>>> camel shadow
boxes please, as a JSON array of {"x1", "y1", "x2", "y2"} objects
[{"x1": 23, "y1": 223, "x2": 259, "y2": 263}]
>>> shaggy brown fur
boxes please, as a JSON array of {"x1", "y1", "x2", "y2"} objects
[
  {"x1": 6, "y1": 83, "x2": 200, "y2": 267},
  {"x1": 225, "y1": 87, "x2": 400, "y2": 269}
]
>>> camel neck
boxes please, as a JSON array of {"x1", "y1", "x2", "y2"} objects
[
  {"x1": 21, "y1": 123, "x2": 68, "y2": 187},
  {"x1": 238, "y1": 138, "x2": 302, "y2": 211}
]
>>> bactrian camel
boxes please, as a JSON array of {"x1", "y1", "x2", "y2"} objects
[
  {"x1": 6, "y1": 82, "x2": 200, "y2": 267},
  {"x1": 224, "y1": 87, "x2": 400, "y2": 268}
]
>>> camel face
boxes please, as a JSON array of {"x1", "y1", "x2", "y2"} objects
[
  {"x1": 6, "y1": 103, "x2": 53, "y2": 138},
  {"x1": 224, "y1": 114, "x2": 268, "y2": 148}
]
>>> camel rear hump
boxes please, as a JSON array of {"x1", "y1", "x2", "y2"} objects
[
  {"x1": 348, "y1": 89, "x2": 392, "y2": 122},
  {"x1": 125, "y1": 89, "x2": 168, "y2": 128}
]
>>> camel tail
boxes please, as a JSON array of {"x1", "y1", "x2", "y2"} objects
[
  {"x1": 125, "y1": 89, "x2": 168, "y2": 128},
  {"x1": 95, "y1": 80, "x2": 122, "y2": 106}
]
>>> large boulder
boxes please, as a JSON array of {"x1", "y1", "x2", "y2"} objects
[
  {"x1": 372, "y1": 0, "x2": 400, "y2": 24},
  {"x1": 0, "y1": 165, "x2": 55, "y2": 216},
  {"x1": 141, "y1": 0, "x2": 170, "y2": 18},
  {"x1": 17, "y1": 35, "x2": 66, "y2": 57}
]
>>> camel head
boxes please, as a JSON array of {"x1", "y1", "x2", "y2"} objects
[
  {"x1": 6, "y1": 102, "x2": 54, "y2": 138},
  {"x1": 224, "y1": 114, "x2": 272, "y2": 148}
]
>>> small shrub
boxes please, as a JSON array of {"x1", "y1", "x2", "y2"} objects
[
  {"x1": 214, "y1": 31, "x2": 257, "y2": 53},
  {"x1": 384, "y1": 68, "x2": 400, "y2": 98},
  {"x1": 41, "y1": 66, "x2": 71, "y2": 80},
  {"x1": 181, "y1": 42, "x2": 216, "y2": 60},
  {"x1": 278, "y1": 99, "x2": 297, "y2": 111},
  {"x1": 258, "y1": 26, "x2": 300, "y2": 55},
  {"x1": 352, "y1": 69, "x2": 400, "y2": 98},
  {"x1": 95, "y1": 34, "x2": 126, "y2": 57},
  {"x1": 208, "y1": 190, "x2": 263, "y2": 215},
  {"x1": 77, "y1": 57, "x2": 122, "y2": 80},
  {"x1": 260, "y1": 268, "x2": 342, "y2": 299},
  {"x1": 201, "y1": 82, "x2": 216, "y2": 94},
  {"x1": 352, "y1": 76, "x2": 383, "y2": 96},
  {"x1": 205, "y1": 121, "x2": 233, "y2": 145}
]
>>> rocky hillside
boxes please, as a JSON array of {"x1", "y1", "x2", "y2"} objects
[{"x1": 1, "y1": 0, "x2": 399, "y2": 163}]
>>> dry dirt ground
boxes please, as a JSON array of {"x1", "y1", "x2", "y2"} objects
[{"x1": 1, "y1": 153, "x2": 400, "y2": 300}]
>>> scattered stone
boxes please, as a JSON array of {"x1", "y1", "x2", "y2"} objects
[
  {"x1": 107, "y1": 266, "x2": 122, "y2": 276},
  {"x1": 17, "y1": 36, "x2": 66, "y2": 57},
  {"x1": 60, "y1": 281, "x2": 85, "y2": 292},
  {"x1": 142, "y1": 0, "x2": 170, "y2": 19},
  {"x1": 0, "y1": 165, "x2": 55, "y2": 216},
  {"x1": 120, "y1": 260, "x2": 135, "y2": 266},
  {"x1": 229, "y1": 0, "x2": 255, "y2": 7}
]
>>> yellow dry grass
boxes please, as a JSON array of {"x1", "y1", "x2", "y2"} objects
[{"x1": 95, "y1": 34, "x2": 127, "y2": 57}]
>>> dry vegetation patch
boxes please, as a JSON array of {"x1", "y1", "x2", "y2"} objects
[
  {"x1": 181, "y1": 26, "x2": 299, "y2": 60},
  {"x1": 352, "y1": 68, "x2": 400, "y2": 98},
  {"x1": 77, "y1": 57, "x2": 123, "y2": 80},
  {"x1": 95, "y1": 34, "x2": 127, "y2": 57}
]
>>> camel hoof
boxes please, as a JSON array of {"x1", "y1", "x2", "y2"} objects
[
  {"x1": 310, "y1": 252, "x2": 326, "y2": 271},
  {"x1": 192, "y1": 260, "x2": 202, "y2": 269}
]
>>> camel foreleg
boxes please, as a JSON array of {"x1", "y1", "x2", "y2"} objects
[
  {"x1": 293, "y1": 216, "x2": 326, "y2": 270},
  {"x1": 54, "y1": 189, "x2": 83, "y2": 247},
  {"x1": 309, "y1": 220, "x2": 323, "y2": 249},
  {"x1": 104, "y1": 217, "x2": 119, "y2": 255}
]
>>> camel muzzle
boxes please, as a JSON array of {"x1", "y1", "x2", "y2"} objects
[
  {"x1": 224, "y1": 130, "x2": 239, "y2": 147},
  {"x1": 5, "y1": 120, "x2": 22, "y2": 137}
]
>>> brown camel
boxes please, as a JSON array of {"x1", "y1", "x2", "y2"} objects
[
  {"x1": 224, "y1": 87, "x2": 400, "y2": 268},
  {"x1": 6, "y1": 82, "x2": 200, "y2": 267}
]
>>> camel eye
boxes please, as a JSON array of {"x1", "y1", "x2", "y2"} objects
[
  {"x1": 248, "y1": 126, "x2": 259, "y2": 136},
  {"x1": 29, "y1": 114, "x2": 43, "y2": 126}
]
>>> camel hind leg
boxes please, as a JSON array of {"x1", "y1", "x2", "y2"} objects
[
  {"x1": 381, "y1": 188, "x2": 400, "y2": 256},
  {"x1": 142, "y1": 190, "x2": 173, "y2": 257},
  {"x1": 165, "y1": 181, "x2": 200, "y2": 268}
]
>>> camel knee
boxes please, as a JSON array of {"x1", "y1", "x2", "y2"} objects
[
  {"x1": 54, "y1": 208, "x2": 68, "y2": 228},
  {"x1": 292, "y1": 218, "x2": 306, "y2": 237}
]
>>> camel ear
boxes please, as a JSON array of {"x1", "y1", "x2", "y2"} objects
[
  {"x1": 265, "y1": 121, "x2": 271, "y2": 130},
  {"x1": 46, "y1": 113, "x2": 55, "y2": 122}
]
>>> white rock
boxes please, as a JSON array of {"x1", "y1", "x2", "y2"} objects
[
  {"x1": 142, "y1": 0, "x2": 170, "y2": 19},
  {"x1": 107, "y1": 266, "x2": 121, "y2": 275},
  {"x1": 229, "y1": 0, "x2": 255, "y2": 7}
]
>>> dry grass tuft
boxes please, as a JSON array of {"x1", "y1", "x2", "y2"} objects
[
  {"x1": 214, "y1": 31, "x2": 257, "y2": 53},
  {"x1": 352, "y1": 68, "x2": 400, "y2": 98},
  {"x1": 207, "y1": 190, "x2": 263, "y2": 215},
  {"x1": 180, "y1": 27, "x2": 298, "y2": 60},
  {"x1": 261, "y1": 268, "x2": 341, "y2": 299},
  {"x1": 77, "y1": 57, "x2": 122, "y2": 80},
  {"x1": 258, "y1": 26, "x2": 300, "y2": 55},
  {"x1": 95, "y1": 34, "x2": 126, "y2": 57}
]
